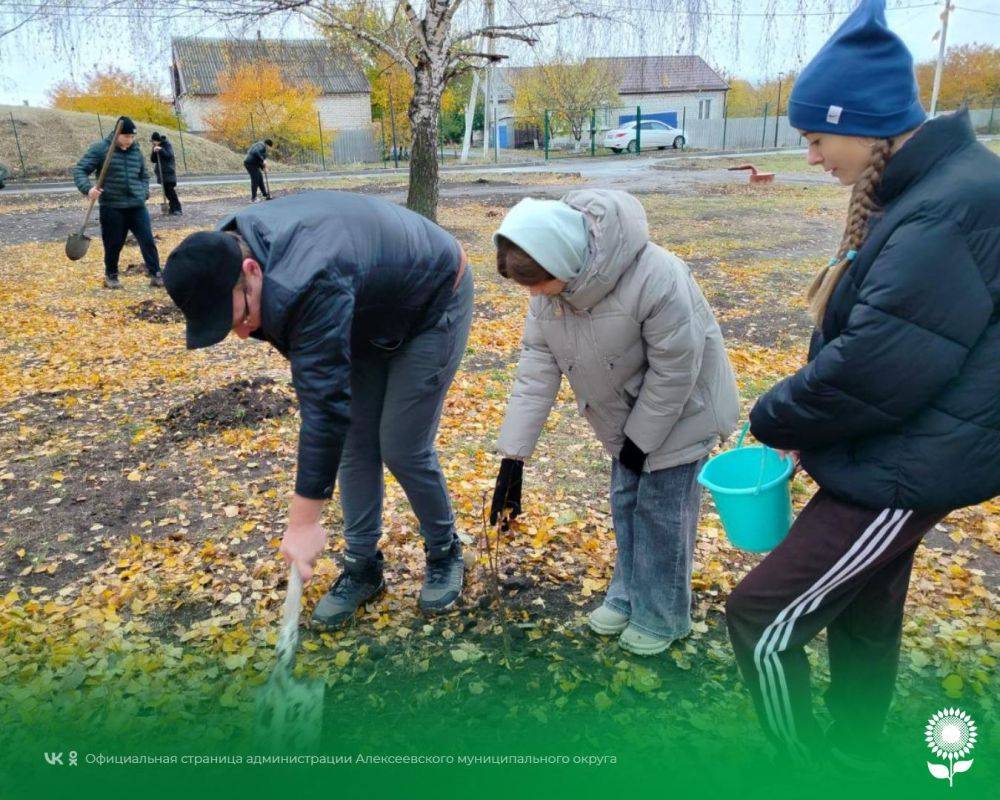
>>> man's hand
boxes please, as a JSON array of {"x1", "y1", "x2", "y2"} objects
[
  {"x1": 87, "y1": 187, "x2": 102, "y2": 201},
  {"x1": 279, "y1": 494, "x2": 327, "y2": 582}
]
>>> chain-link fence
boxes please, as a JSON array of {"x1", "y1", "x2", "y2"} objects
[{"x1": 0, "y1": 104, "x2": 384, "y2": 182}]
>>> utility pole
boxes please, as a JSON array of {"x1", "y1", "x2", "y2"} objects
[
  {"x1": 482, "y1": 0, "x2": 496, "y2": 160},
  {"x1": 929, "y1": 0, "x2": 953, "y2": 117}
]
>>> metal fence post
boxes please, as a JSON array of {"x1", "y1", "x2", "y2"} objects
[
  {"x1": 8, "y1": 112, "x2": 27, "y2": 177},
  {"x1": 172, "y1": 108, "x2": 188, "y2": 174},
  {"x1": 317, "y1": 111, "x2": 326, "y2": 170},
  {"x1": 635, "y1": 105, "x2": 641, "y2": 154},
  {"x1": 681, "y1": 106, "x2": 686, "y2": 150},
  {"x1": 544, "y1": 110, "x2": 550, "y2": 161},
  {"x1": 989, "y1": 97, "x2": 997, "y2": 134},
  {"x1": 249, "y1": 112, "x2": 257, "y2": 144},
  {"x1": 590, "y1": 108, "x2": 596, "y2": 156},
  {"x1": 96, "y1": 113, "x2": 104, "y2": 138},
  {"x1": 761, "y1": 102, "x2": 769, "y2": 149}
]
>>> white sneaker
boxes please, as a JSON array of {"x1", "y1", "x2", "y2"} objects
[
  {"x1": 587, "y1": 604, "x2": 630, "y2": 635},
  {"x1": 618, "y1": 623, "x2": 672, "y2": 656}
]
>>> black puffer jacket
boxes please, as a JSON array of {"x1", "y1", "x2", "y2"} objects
[
  {"x1": 151, "y1": 138, "x2": 177, "y2": 183},
  {"x1": 751, "y1": 111, "x2": 1000, "y2": 512},
  {"x1": 72, "y1": 133, "x2": 150, "y2": 208},
  {"x1": 218, "y1": 190, "x2": 463, "y2": 500}
]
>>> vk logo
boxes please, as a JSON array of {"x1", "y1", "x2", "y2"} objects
[{"x1": 43, "y1": 751, "x2": 76, "y2": 766}]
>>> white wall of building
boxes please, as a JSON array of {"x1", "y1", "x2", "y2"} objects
[
  {"x1": 617, "y1": 90, "x2": 728, "y2": 122},
  {"x1": 177, "y1": 93, "x2": 372, "y2": 134}
]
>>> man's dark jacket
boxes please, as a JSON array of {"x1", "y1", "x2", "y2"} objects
[
  {"x1": 218, "y1": 190, "x2": 463, "y2": 500},
  {"x1": 244, "y1": 141, "x2": 268, "y2": 168},
  {"x1": 751, "y1": 111, "x2": 1000, "y2": 512},
  {"x1": 151, "y1": 138, "x2": 177, "y2": 184},
  {"x1": 72, "y1": 133, "x2": 150, "y2": 208}
]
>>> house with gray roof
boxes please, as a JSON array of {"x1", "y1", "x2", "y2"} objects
[
  {"x1": 171, "y1": 37, "x2": 373, "y2": 134},
  {"x1": 494, "y1": 55, "x2": 729, "y2": 146}
]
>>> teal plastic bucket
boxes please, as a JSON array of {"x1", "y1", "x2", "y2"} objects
[{"x1": 698, "y1": 423, "x2": 794, "y2": 553}]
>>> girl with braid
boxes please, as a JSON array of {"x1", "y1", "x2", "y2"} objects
[{"x1": 725, "y1": 0, "x2": 1000, "y2": 769}]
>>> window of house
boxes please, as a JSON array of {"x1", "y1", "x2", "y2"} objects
[{"x1": 698, "y1": 99, "x2": 712, "y2": 119}]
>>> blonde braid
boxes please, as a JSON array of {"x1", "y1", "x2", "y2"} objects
[{"x1": 807, "y1": 137, "x2": 894, "y2": 326}]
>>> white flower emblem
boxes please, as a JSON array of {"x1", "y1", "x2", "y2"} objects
[{"x1": 925, "y1": 708, "x2": 977, "y2": 786}]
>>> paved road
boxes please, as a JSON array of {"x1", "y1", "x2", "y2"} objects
[
  {"x1": 1, "y1": 148, "x2": 813, "y2": 196},
  {"x1": 0, "y1": 151, "x2": 837, "y2": 247}
]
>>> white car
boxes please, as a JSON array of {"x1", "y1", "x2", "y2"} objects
[{"x1": 604, "y1": 120, "x2": 686, "y2": 153}]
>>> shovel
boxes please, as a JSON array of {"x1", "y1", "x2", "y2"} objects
[
  {"x1": 160, "y1": 183, "x2": 170, "y2": 216},
  {"x1": 254, "y1": 563, "x2": 325, "y2": 752},
  {"x1": 263, "y1": 167, "x2": 272, "y2": 200},
  {"x1": 66, "y1": 118, "x2": 124, "y2": 261}
]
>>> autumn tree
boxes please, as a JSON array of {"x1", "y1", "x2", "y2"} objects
[
  {"x1": 915, "y1": 44, "x2": 1000, "y2": 110},
  {"x1": 512, "y1": 56, "x2": 621, "y2": 150},
  {"x1": 49, "y1": 68, "x2": 178, "y2": 128},
  {"x1": 205, "y1": 63, "x2": 324, "y2": 156},
  {"x1": 719, "y1": 73, "x2": 797, "y2": 118}
]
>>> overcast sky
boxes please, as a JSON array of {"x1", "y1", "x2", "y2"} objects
[{"x1": 0, "y1": 0, "x2": 997, "y2": 107}]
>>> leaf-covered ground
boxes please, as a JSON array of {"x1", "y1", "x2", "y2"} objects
[{"x1": 0, "y1": 174, "x2": 996, "y2": 772}]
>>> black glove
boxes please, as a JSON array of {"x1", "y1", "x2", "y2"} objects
[
  {"x1": 618, "y1": 437, "x2": 647, "y2": 475},
  {"x1": 489, "y1": 458, "x2": 523, "y2": 530}
]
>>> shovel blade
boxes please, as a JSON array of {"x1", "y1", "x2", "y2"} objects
[
  {"x1": 161, "y1": 203, "x2": 171, "y2": 215},
  {"x1": 65, "y1": 233, "x2": 91, "y2": 261},
  {"x1": 254, "y1": 669, "x2": 325, "y2": 752}
]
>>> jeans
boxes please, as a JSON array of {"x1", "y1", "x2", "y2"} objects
[
  {"x1": 604, "y1": 456, "x2": 705, "y2": 639},
  {"x1": 98, "y1": 204, "x2": 160, "y2": 278},
  {"x1": 245, "y1": 164, "x2": 268, "y2": 200},
  {"x1": 338, "y1": 268, "x2": 473, "y2": 559}
]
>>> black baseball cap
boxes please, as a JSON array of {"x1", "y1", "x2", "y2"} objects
[
  {"x1": 116, "y1": 116, "x2": 137, "y2": 134},
  {"x1": 163, "y1": 231, "x2": 244, "y2": 349}
]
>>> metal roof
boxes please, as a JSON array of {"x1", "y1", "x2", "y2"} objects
[{"x1": 172, "y1": 37, "x2": 370, "y2": 96}]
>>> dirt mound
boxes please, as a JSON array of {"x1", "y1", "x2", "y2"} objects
[
  {"x1": 162, "y1": 377, "x2": 296, "y2": 438},
  {"x1": 131, "y1": 299, "x2": 184, "y2": 323}
]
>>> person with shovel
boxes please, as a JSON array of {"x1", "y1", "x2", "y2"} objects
[
  {"x1": 244, "y1": 138, "x2": 273, "y2": 202},
  {"x1": 162, "y1": 190, "x2": 473, "y2": 628},
  {"x1": 490, "y1": 190, "x2": 740, "y2": 656},
  {"x1": 726, "y1": 0, "x2": 1000, "y2": 770},
  {"x1": 150, "y1": 131, "x2": 182, "y2": 215},
  {"x1": 72, "y1": 115, "x2": 163, "y2": 289}
]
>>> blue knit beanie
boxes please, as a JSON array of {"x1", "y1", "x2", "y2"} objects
[{"x1": 788, "y1": 0, "x2": 925, "y2": 138}]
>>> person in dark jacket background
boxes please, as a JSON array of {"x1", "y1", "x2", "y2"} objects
[
  {"x1": 163, "y1": 190, "x2": 473, "y2": 629},
  {"x1": 725, "y1": 0, "x2": 1000, "y2": 770},
  {"x1": 151, "y1": 131, "x2": 182, "y2": 215},
  {"x1": 243, "y1": 139, "x2": 272, "y2": 202},
  {"x1": 73, "y1": 115, "x2": 163, "y2": 289}
]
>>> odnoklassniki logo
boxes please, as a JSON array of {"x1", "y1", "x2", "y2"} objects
[{"x1": 926, "y1": 708, "x2": 977, "y2": 787}]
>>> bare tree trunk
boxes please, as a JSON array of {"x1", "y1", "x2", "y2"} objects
[
  {"x1": 460, "y1": 70, "x2": 480, "y2": 163},
  {"x1": 406, "y1": 58, "x2": 443, "y2": 221}
]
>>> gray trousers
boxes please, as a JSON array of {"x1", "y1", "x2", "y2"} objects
[{"x1": 339, "y1": 268, "x2": 474, "y2": 559}]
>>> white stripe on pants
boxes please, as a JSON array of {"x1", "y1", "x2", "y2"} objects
[{"x1": 751, "y1": 507, "x2": 913, "y2": 759}]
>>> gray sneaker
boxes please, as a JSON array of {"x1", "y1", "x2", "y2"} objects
[
  {"x1": 419, "y1": 538, "x2": 464, "y2": 614},
  {"x1": 311, "y1": 551, "x2": 385, "y2": 631},
  {"x1": 103, "y1": 276, "x2": 122, "y2": 290}
]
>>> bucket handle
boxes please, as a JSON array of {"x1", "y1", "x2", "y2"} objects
[{"x1": 734, "y1": 420, "x2": 786, "y2": 495}]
